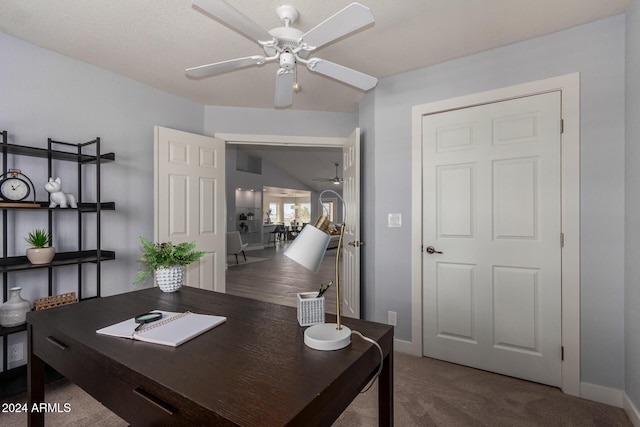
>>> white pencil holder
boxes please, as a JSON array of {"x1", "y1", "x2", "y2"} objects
[{"x1": 297, "y1": 292, "x2": 325, "y2": 327}]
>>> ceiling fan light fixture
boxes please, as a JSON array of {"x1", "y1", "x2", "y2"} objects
[{"x1": 279, "y1": 52, "x2": 296, "y2": 70}]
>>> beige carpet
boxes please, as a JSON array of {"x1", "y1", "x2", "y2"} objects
[{"x1": 0, "y1": 352, "x2": 632, "y2": 426}]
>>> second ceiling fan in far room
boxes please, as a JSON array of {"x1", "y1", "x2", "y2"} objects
[
  {"x1": 313, "y1": 163, "x2": 344, "y2": 185},
  {"x1": 185, "y1": 0, "x2": 378, "y2": 108}
]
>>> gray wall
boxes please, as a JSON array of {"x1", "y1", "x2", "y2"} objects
[
  {"x1": 626, "y1": 1, "x2": 640, "y2": 410},
  {"x1": 0, "y1": 32, "x2": 204, "y2": 305},
  {"x1": 362, "y1": 15, "x2": 627, "y2": 390},
  {"x1": 204, "y1": 105, "x2": 357, "y2": 138}
]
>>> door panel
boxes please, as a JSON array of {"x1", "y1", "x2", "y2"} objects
[
  {"x1": 423, "y1": 92, "x2": 562, "y2": 386},
  {"x1": 155, "y1": 126, "x2": 226, "y2": 292},
  {"x1": 341, "y1": 128, "x2": 360, "y2": 319}
]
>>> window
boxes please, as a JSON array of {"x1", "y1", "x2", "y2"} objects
[
  {"x1": 267, "y1": 202, "x2": 279, "y2": 223},
  {"x1": 322, "y1": 201, "x2": 335, "y2": 222},
  {"x1": 283, "y1": 203, "x2": 296, "y2": 225},
  {"x1": 299, "y1": 203, "x2": 311, "y2": 223}
]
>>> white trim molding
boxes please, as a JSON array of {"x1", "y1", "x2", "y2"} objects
[
  {"x1": 625, "y1": 393, "x2": 640, "y2": 427},
  {"x1": 214, "y1": 132, "x2": 346, "y2": 147},
  {"x1": 410, "y1": 73, "x2": 581, "y2": 396},
  {"x1": 580, "y1": 382, "x2": 624, "y2": 408}
]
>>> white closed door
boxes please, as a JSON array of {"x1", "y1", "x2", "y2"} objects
[
  {"x1": 154, "y1": 126, "x2": 226, "y2": 292},
  {"x1": 341, "y1": 128, "x2": 361, "y2": 319},
  {"x1": 422, "y1": 92, "x2": 562, "y2": 386}
]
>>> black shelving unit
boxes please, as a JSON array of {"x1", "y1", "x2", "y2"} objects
[{"x1": 0, "y1": 130, "x2": 115, "y2": 379}]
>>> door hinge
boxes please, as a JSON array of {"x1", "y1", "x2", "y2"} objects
[
  {"x1": 561, "y1": 346, "x2": 564, "y2": 361},
  {"x1": 561, "y1": 119, "x2": 564, "y2": 134},
  {"x1": 560, "y1": 233, "x2": 564, "y2": 247}
]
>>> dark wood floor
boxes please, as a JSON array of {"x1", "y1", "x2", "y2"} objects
[{"x1": 225, "y1": 240, "x2": 339, "y2": 314}]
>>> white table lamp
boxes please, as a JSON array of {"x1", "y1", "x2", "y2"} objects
[{"x1": 284, "y1": 190, "x2": 351, "y2": 351}]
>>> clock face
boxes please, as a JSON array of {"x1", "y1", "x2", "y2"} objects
[{"x1": 0, "y1": 177, "x2": 31, "y2": 201}]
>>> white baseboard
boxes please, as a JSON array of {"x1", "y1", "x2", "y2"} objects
[
  {"x1": 624, "y1": 393, "x2": 640, "y2": 427},
  {"x1": 580, "y1": 382, "x2": 624, "y2": 407},
  {"x1": 393, "y1": 338, "x2": 414, "y2": 355}
]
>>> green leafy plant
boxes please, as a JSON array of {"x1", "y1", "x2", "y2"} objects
[
  {"x1": 133, "y1": 237, "x2": 206, "y2": 285},
  {"x1": 25, "y1": 229, "x2": 52, "y2": 248}
]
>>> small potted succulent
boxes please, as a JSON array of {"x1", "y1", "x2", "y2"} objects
[
  {"x1": 25, "y1": 229, "x2": 55, "y2": 265},
  {"x1": 133, "y1": 237, "x2": 206, "y2": 292}
]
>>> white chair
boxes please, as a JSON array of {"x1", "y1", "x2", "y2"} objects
[{"x1": 227, "y1": 231, "x2": 249, "y2": 264}]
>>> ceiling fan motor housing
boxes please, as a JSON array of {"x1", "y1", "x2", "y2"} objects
[{"x1": 264, "y1": 26, "x2": 310, "y2": 59}]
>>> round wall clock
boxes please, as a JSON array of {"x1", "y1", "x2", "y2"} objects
[{"x1": 0, "y1": 169, "x2": 36, "y2": 203}]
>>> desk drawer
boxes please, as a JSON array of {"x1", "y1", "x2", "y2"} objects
[{"x1": 31, "y1": 324, "x2": 218, "y2": 426}]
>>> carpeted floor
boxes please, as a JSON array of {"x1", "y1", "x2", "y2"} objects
[{"x1": 0, "y1": 352, "x2": 632, "y2": 426}]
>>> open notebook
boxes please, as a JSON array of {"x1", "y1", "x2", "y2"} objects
[{"x1": 96, "y1": 310, "x2": 226, "y2": 347}]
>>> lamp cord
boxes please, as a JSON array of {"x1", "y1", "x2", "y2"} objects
[{"x1": 351, "y1": 330, "x2": 384, "y2": 394}]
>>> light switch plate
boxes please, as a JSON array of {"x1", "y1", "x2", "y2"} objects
[{"x1": 388, "y1": 213, "x2": 402, "y2": 228}]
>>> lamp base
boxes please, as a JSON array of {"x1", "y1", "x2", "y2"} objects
[{"x1": 304, "y1": 323, "x2": 351, "y2": 351}]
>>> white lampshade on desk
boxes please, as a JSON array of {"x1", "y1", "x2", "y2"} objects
[
  {"x1": 284, "y1": 192, "x2": 351, "y2": 351},
  {"x1": 283, "y1": 222, "x2": 331, "y2": 272}
]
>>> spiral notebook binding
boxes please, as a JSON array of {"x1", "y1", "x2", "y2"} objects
[{"x1": 137, "y1": 311, "x2": 192, "y2": 334}]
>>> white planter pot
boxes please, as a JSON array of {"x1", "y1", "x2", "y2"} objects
[
  {"x1": 0, "y1": 287, "x2": 31, "y2": 327},
  {"x1": 155, "y1": 266, "x2": 185, "y2": 292},
  {"x1": 26, "y1": 247, "x2": 55, "y2": 265}
]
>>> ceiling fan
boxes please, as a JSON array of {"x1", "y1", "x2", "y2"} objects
[
  {"x1": 313, "y1": 163, "x2": 344, "y2": 185},
  {"x1": 186, "y1": 0, "x2": 378, "y2": 108}
]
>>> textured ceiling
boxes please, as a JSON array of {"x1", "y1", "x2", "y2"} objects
[
  {"x1": 0, "y1": 0, "x2": 630, "y2": 188},
  {"x1": 0, "y1": 0, "x2": 630, "y2": 113}
]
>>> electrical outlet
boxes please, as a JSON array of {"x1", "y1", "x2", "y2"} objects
[
  {"x1": 9, "y1": 343, "x2": 24, "y2": 363},
  {"x1": 388, "y1": 311, "x2": 397, "y2": 326}
]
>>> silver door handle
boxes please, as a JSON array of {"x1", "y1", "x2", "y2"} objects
[
  {"x1": 347, "y1": 240, "x2": 364, "y2": 247},
  {"x1": 425, "y1": 246, "x2": 443, "y2": 254}
]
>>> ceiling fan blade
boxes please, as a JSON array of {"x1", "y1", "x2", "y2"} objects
[
  {"x1": 274, "y1": 68, "x2": 295, "y2": 107},
  {"x1": 306, "y1": 58, "x2": 377, "y2": 90},
  {"x1": 301, "y1": 2, "x2": 374, "y2": 50},
  {"x1": 186, "y1": 55, "x2": 265, "y2": 78},
  {"x1": 193, "y1": 0, "x2": 273, "y2": 43},
  {"x1": 312, "y1": 178, "x2": 334, "y2": 182}
]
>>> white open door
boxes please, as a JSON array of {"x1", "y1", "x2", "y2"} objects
[
  {"x1": 341, "y1": 128, "x2": 361, "y2": 319},
  {"x1": 154, "y1": 126, "x2": 226, "y2": 292}
]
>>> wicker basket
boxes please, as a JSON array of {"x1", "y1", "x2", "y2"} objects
[
  {"x1": 33, "y1": 292, "x2": 78, "y2": 311},
  {"x1": 297, "y1": 292, "x2": 325, "y2": 327}
]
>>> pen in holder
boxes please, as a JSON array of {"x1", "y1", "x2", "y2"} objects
[{"x1": 297, "y1": 292, "x2": 325, "y2": 327}]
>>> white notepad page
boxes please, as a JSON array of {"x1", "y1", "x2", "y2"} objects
[{"x1": 96, "y1": 310, "x2": 226, "y2": 347}]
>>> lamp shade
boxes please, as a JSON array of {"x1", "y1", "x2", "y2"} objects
[{"x1": 284, "y1": 225, "x2": 330, "y2": 272}]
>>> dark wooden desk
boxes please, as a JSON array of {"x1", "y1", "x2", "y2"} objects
[{"x1": 27, "y1": 287, "x2": 394, "y2": 426}]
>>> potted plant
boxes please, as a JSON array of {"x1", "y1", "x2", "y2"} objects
[
  {"x1": 25, "y1": 229, "x2": 55, "y2": 265},
  {"x1": 133, "y1": 237, "x2": 206, "y2": 292}
]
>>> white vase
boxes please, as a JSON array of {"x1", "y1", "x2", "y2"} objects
[
  {"x1": 155, "y1": 266, "x2": 185, "y2": 292},
  {"x1": 26, "y1": 247, "x2": 55, "y2": 265},
  {"x1": 0, "y1": 287, "x2": 31, "y2": 327}
]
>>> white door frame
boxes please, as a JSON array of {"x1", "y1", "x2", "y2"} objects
[{"x1": 410, "y1": 73, "x2": 580, "y2": 396}]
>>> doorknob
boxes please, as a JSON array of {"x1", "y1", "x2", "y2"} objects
[
  {"x1": 425, "y1": 246, "x2": 443, "y2": 254},
  {"x1": 347, "y1": 240, "x2": 364, "y2": 247}
]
